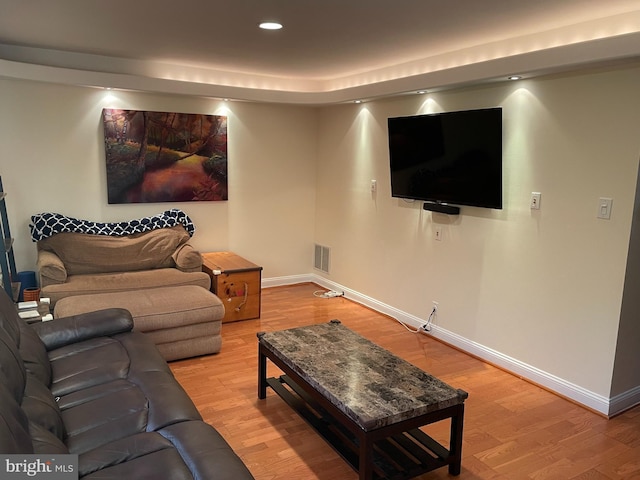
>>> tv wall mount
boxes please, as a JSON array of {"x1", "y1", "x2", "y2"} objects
[{"x1": 423, "y1": 202, "x2": 460, "y2": 215}]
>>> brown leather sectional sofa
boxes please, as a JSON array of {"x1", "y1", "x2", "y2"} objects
[{"x1": 0, "y1": 289, "x2": 254, "y2": 479}]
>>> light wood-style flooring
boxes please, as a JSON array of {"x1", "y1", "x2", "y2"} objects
[{"x1": 169, "y1": 283, "x2": 640, "y2": 480}]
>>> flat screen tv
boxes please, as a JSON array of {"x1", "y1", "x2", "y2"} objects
[{"x1": 388, "y1": 107, "x2": 502, "y2": 210}]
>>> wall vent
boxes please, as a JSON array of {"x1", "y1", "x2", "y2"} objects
[{"x1": 314, "y1": 244, "x2": 330, "y2": 273}]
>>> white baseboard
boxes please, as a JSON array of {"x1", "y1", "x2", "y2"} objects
[
  {"x1": 608, "y1": 386, "x2": 640, "y2": 417},
  {"x1": 261, "y1": 274, "x2": 314, "y2": 289},
  {"x1": 262, "y1": 274, "x2": 633, "y2": 417},
  {"x1": 425, "y1": 325, "x2": 611, "y2": 415}
]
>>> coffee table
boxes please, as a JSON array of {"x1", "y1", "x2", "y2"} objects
[{"x1": 257, "y1": 320, "x2": 468, "y2": 480}]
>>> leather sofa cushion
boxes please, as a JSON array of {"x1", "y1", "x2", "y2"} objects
[
  {"x1": 22, "y1": 375, "x2": 65, "y2": 439},
  {"x1": 0, "y1": 381, "x2": 33, "y2": 454},
  {"x1": 29, "y1": 422, "x2": 69, "y2": 454},
  {"x1": 37, "y1": 225, "x2": 192, "y2": 275},
  {"x1": 18, "y1": 320, "x2": 52, "y2": 386},
  {"x1": 78, "y1": 431, "x2": 176, "y2": 476},
  {"x1": 49, "y1": 337, "x2": 131, "y2": 398},
  {"x1": 78, "y1": 422, "x2": 253, "y2": 480},
  {"x1": 49, "y1": 329, "x2": 203, "y2": 453},
  {"x1": 0, "y1": 325, "x2": 26, "y2": 403},
  {"x1": 62, "y1": 380, "x2": 149, "y2": 455}
]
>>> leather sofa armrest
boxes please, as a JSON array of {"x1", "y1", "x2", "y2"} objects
[{"x1": 33, "y1": 308, "x2": 134, "y2": 351}]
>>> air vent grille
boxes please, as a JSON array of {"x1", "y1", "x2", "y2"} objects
[{"x1": 314, "y1": 244, "x2": 330, "y2": 273}]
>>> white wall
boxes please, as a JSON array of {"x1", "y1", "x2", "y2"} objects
[
  {"x1": 315, "y1": 66, "x2": 640, "y2": 399},
  {"x1": 0, "y1": 79, "x2": 318, "y2": 279},
  {"x1": 2, "y1": 65, "x2": 640, "y2": 412},
  {"x1": 611, "y1": 162, "x2": 640, "y2": 401}
]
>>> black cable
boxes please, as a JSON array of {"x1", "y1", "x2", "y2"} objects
[{"x1": 423, "y1": 306, "x2": 436, "y2": 332}]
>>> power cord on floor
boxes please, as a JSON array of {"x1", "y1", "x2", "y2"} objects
[
  {"x1": 313, "y1": 289, "x2": 344, "y2": 298},
  {"x1": 392, "y1": 306, "x2": 436, "y2": 334},
  {"x1": 234, "y1": 282, "x2": 249, "y2": 312}
]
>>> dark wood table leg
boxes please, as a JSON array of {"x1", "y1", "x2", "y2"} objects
[
  {"x1": 448, "y1": 403, "x2": 465, "y2": 475},
  {"x1": 358, "y1": 432, "x2": 373, "y2": 480},
  {"x1": 258, "y1": 343, "x2": 267, "y2": 399}
]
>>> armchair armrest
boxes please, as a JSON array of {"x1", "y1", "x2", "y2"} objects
[
  {"x1": 32, "y1": 308, "x2": 134, "y2": 351},
  {"x1": 36, "y1": 250, "x2": 67, "y2": 285},
  {"x1": 172, "y1": 243, "x2": 203, "y2": 272}
]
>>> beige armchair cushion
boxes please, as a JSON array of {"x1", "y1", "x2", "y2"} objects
[{"x1": 37, "y1": 225, "x2": 194, "y2": 275}]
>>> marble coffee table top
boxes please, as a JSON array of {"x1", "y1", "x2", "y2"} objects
[{"x1": 258, "y1": 320, "x2": 467, "y2": 431}]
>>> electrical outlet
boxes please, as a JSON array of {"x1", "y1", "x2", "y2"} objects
[
  {"x1": 530, "y1": 192, "x2": 541, "y2": 210},
  {"x1": 434, "y1": 226, "x2": 442, "y2": 241},
  {"x1": 420, "y1": 302, "x2": 439, "y2": 333}
]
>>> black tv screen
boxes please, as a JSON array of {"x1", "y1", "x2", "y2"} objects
[{"x1": 388, "y1": 107, "x2": 502, "y2": 209}]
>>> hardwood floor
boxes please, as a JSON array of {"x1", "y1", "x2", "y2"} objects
[{"x1": 169, "y1": 283, "x2": 640, "y2": 480}]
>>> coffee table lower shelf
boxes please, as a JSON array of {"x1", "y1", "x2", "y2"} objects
[{"x1": 266, "y1": 374, "x2": 459, "y2": 480}]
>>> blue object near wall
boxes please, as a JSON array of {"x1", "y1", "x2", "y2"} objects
[{"x1": 17, "y1": 271, "x2": 37, "y2": 302}]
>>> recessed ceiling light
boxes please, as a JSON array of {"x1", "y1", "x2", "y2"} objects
[
  {"x1": 259, "y1": 22, "x2": 283, "y2": 30},
  {"x1": 508, "y1": 75, "x2": 522, "y2": 80},
  {"x1": 417, "y1": 90, "x2": 427, "y2": 94},
  {"x1": 354, "y1": 100, "x2": 363, "y2": 104}
]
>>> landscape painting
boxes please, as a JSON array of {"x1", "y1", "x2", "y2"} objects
[{"x1": 102, "y1": 109, "x2": 227, "y2": 203}]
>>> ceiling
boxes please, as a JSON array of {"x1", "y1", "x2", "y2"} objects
[{"x1": 1, "y1": 0, "x2": 640, "y2": 104}]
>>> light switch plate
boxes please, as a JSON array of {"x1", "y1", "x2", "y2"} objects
[{"x1": 597, "y1": 197, "x2": 612, "y2": 220}]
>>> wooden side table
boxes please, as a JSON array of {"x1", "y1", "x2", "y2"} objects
[
  {"x1": 201, "y1": 251, "x2": 262, "y2": 323},
  {"x1": 17, "y1": 300, "x2": 53, "y2": 324}
]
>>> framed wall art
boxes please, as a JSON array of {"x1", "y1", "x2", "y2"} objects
[{"x1": 102, "y1": 109, "x2": 227, "y2": 203}]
